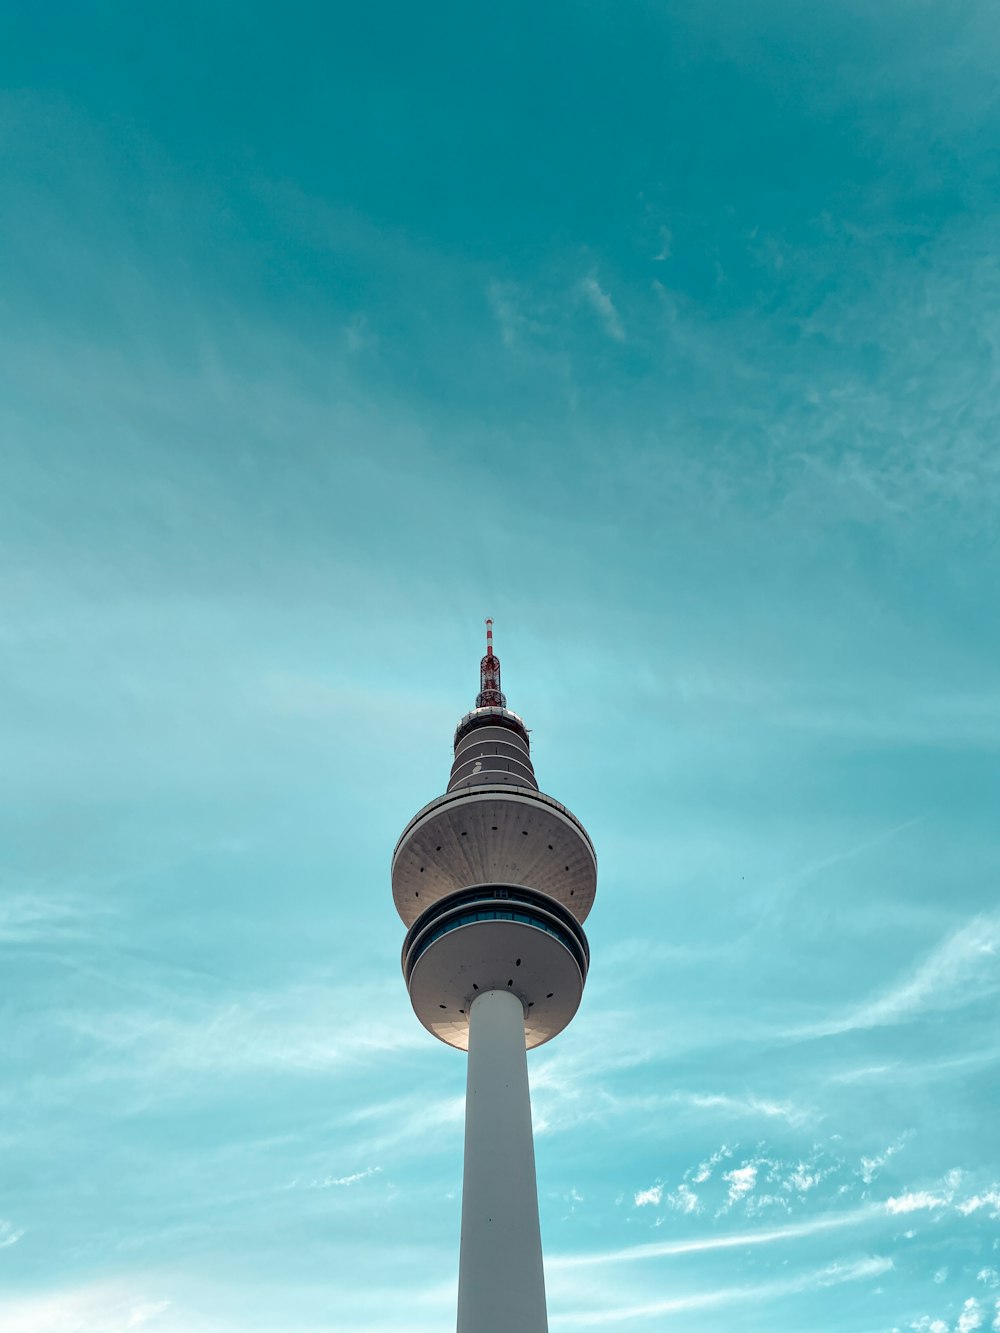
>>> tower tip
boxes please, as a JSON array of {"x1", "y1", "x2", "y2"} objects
[{"x1": 477, "y1": 618, "x2": 506, "y2": 709}]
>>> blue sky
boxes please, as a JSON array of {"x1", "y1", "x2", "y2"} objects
[{"x1": 2, "y1": 1, "x2": 1000, "y2": 1329}]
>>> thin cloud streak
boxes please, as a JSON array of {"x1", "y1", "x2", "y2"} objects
[
  {"x1": 550, "y1": 1205, "x2": 879, "y2": 1269},
  {"x1": 550, "y1": 1256, "x2": 893, "y2": 1325},
  {"x1": 59, "y1": 982, "x2": 426, "y2": 1083},
  {"x1": 777, "y1": 815, "x2": 928, "y2": 892},
  {"x1": 578, "y1": 274, "x2": 626, "y2": 342},
  {"x1": 793, "y1": 912, "x2": 1000, "y2": 1039}
]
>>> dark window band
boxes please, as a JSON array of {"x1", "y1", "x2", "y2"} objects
[{"x1": 406, "y1": 907, "x2": 585, "y2": 978}]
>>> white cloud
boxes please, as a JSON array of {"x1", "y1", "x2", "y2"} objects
[
  {"x1": 633, "y1": 1185, "x2": 662, "y2": 1207},
  {"x1": 977, "y1": 1269, "x2": 1000, "y2": 1289},
  {"x1": 691, "y1": 1144, "x2": 732, "y2": 1184},
  {"x1": 886, "y1": 1173, "x2": 1000, "y2": 1220},
  {"x1": 665, "y1": 1184, "x2": 700, "y2": 1215},
  {"x1": 786, "y1": 1163, "x2": 824, "y2": 1193},
  {"x1": 959, "y1": 1297, "x2": 984, "y2": 1332},
  {"x1": 959, "y1": 1191, "x2": 1000, "y2": 1218},
  {"x1": 723, "y1": 1162, "x2": 758, "y2": 1206},
  {"x1": 886, "y1": 1190, "x2": 949, "y2": 1215},
  {"x1": 578, "y1": 275, "x2": 625, "y2": 342},
  {"x1": 0, "y1": 1219, "x2": 24, "y2": 1249}
]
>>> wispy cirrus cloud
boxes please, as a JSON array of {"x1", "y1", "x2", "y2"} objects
[
  {"x1": 773, "y1": 816, "x2": 927, "y2": 896},
  {"x1": 632, "y1": 1138, "x2": 904, "y2": 1225},
  {"x1": 861, "y1": 1135, "x2": 909, "y2": 1184},
  {"x1": 487, "y1": 279, "x2": 542, "y2": 349},
  {"x1": 530, "y1": 1076, "x2": 814, "y2": 1136},
  {"x1": 550, "y1": 1204, "x2": 879, "y2": 1270},
  {"x1": 528, "y1": 1018, "x2": 815, "y2": 1133},
  {"x1": 307, "y1": 1165, "x2": 382, "y2": 1189},
  {"x1": 0, "y1": 893, "x2": 105, "y2": 944},
  {"x1": 792, "y1": 912, "x2": 1000, "y2": 1039},
  {"x1": 958, "y1": 1191, "x2": 1000, "y2": 1218},
  {"x1": 334, "y1": 1087, "x2": 465, "y2": 1150},
  {"x1": 631, "y1": 1180, "x2": 700, "y2": 1215},
  {"x1": 549, "y1": 1255, "x2": 892, "y2": 1325},
  {"x1": 0, "y1": 1277, "x2": 450, "y2": 1333},
  {"x1": 0, "y1": 1280, "x2": 170, "y2": 1333},
  {"x1": 886, "y1": 1190, "x2": 954, "y2": 1216},
  {"x1": 577, "y1": 274, "x2": 625, "y2": 342},
  {"x1": 58, "y1": 980, "x2": 425, "y2": 1085},
  {"x1": 883, "y1": 1168, "x2": 1000, "y2": 1220}
]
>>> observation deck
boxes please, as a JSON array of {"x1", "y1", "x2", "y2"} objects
[
  {"x1": 392, "y1": 784, "x2": 597, "y2": 929},
  {"x1": 404, "y1": 884, "x2": 589, "y2": 1050}
]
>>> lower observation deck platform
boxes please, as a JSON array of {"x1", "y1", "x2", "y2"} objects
[{"x1": 403, "y1": 885, "x2": 590, "y2": 1051}]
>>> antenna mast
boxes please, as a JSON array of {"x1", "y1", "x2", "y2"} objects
[{"x1": 476, "y1": 617, "x2": 507, "y2": 709}]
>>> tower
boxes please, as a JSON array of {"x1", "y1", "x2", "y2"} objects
[{"x1": 392, "y1": 621, "x2": 597, "y2": 1333}]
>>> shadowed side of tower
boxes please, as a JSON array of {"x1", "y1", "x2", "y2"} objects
[{"x1": 393, "y1": 622, "x2": 597, "y2": 1333}]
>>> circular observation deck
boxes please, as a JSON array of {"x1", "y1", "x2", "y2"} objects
[
  {"x1": 392, "y1": 785, "x2": 597, "y2": 929},
  {"x1": 404, "y1": 885, "x2": 589, "y2": 1051}
]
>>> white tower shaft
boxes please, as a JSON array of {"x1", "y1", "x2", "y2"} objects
[{"x1": 456, "y1": 988, "x2": 548, "y2": 1333}]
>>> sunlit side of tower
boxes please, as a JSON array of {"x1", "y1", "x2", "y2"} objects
[{"x1": 392, "y1": 622, "x2": 597, "y2": 1333}]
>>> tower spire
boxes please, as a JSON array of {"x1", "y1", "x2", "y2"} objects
[{"x1": 476, "y1": 617, "x2": 507, "y2": 709}]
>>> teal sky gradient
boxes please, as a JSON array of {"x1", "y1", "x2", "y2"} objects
[{"x1": 2, "y1": 2, "x2": 999, "y2": 1330}]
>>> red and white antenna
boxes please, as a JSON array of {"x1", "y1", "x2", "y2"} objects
[{"x1": 476, "y1": 617, "x2": 506, "y2": 709}]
